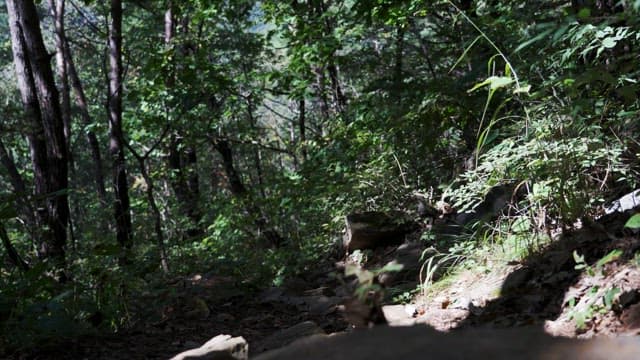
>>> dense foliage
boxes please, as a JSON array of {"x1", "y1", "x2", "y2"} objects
[{"x1": 0, "y1": 0, "x2": 638, "y2": 350}]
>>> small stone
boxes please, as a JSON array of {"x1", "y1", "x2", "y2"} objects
[{"x1": 170, "y1": 334, "x2": 248, "y2": 360}]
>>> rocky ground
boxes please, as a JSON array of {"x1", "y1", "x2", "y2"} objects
[{"x1": 9, "y1": 208, "x2": 640, "y2": 359}]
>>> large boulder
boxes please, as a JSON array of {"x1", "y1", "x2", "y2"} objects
[
  {"x1": 254, "y1": 325, "x2": 640, "y2": 360},
  {"x1": 455, "y1": 185, "x2": 512, "y2": 227},
  {"x1": 343, "y1": 211, "x2": 417, "y2": 252}
]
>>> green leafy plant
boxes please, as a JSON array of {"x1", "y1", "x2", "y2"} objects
[
  {"x1": 345, "y1": 261, "x2": 404, "y2": 301},
  {"x1": 574, "y1": 249, "x2": 622, "y2": 276},
  {"x1": 625, "y1": 214, "x2": 640, "y2": 229},
  {"x1": 419, "y1": 247, "x2": 466, "y2": 298}
]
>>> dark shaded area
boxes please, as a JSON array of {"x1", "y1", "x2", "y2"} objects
[{"x1": 456, "y1": 210, "x2": 640, "y2": 330}]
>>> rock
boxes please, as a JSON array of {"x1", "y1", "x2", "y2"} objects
[
  {"x1": 259, "y1": 287, "x2": 285, "y2": 303},
  {"x1": 343, "y1": 211, "x2": 417, "y2": 251},
  {"x1": 455, "y1": 185, "x2": 512, "y2": 228},
  {"x1": 341, "y1": 296, "x2": 387, "y2": 328},
  {"x1": 254, "y1": 321, "x2": 324, "y2": 353},
  {"x1": 605, "y1": 189, "x2": 640, "y2": 214},
  {"x1": 621, "y1": 303, "x2": 640, "y2": 330},
  {"x1": 377, "y1": 242, "x2": 423, "y2": 287},
  {"x1": 170, "y1": 334, "x2": 247, "y2": 360},
  {"x1": 254, "y1": 325, "x2": 640, "y2": 360},
  {"x1": 418, "y1": 308, "x2": 469, "y2": 331},
  {"x1": 381, "y1": 304, "x2": 417, "y2": 326},
  {"x1": 301, "y1": 295, "x2": 342, "y2": 315}
]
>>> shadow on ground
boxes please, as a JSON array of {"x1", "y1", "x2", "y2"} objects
[{"x1": 453, "y1": 211, "x2": 640, "y2": 334}]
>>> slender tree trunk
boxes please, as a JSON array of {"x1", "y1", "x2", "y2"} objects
[
  {"x1": 316, "y1": 0, "x2": 345, "y2": 112},
  {"x1": 49, "y1": 0, "x2": 80, "y2": 250},
  {"x1": 212, "y1": 138, "x2": 283, "y2": 247},
  {"x1": 298, "y1": 99, "x2": 307, "y2": 162},
  {"x1": 0, "y1": 137, "x2": 36, "y2": 236},
  {"x1": 327, "y1": 62, "x2": 345, "y2": 111},
  {"x1": 410, "y1": 19, "x2": 437, "y2": 81},
  {"x1": 0, "y1": 222, "x2": 29, "y2": 272},
  {"x1": 314, "y1": 65, "x2": 330, "y2": 124},
  {"x1": 53, "y1": 2, "x2": 107, "y2": 204},
  {"x1": 49, "y1": 0, "x2": 72, "y2": 162},
  {"x1": 246, "y1": 93, "x2": 266, "y2": 198},
  {"x1": 165, "y1": 6, "x2": 202, "y2": 238},
  {"x1": 393, "y1": 25, "x2": 405, "y2": 106},
  {"x1": 6, "y1": 0, "x2": 69, "y2": 270},
  {"x1": 64, "y1": 40, "x2": 108, "y2": 203},
  {"x1": 168, "y1": 136, "x2": 202, "y2": 238},
  {"x1": 108, "y1": 0, "x2": 132, "y2": 250},
  {"x1": 127, "y1": 143, "x2": 169, "y2": 273}
]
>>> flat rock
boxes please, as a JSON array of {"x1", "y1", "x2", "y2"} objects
[
  {"x1": 170, "y1": 334, "x2": 247, "y2": 360},
  {"x1": 254, "y1": 325, "x2": 640, "y2": 360},
  {"x1": 381, "y1": 305, "x2": 417, "y2": 326}
]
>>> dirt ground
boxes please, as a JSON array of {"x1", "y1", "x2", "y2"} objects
[{"x1": 9, "y1": 214, "x2": 640, "y2": 359}]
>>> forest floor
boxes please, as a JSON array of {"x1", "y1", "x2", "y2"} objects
[{"x1": 13, "y1": 212, "x2": 640, "y2": 359}]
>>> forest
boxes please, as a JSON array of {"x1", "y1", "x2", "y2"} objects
[{"x1": 1, "y1": 0, "x2": 640, "y2": 358}]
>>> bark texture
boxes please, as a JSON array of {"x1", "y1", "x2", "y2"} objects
[
  {"x1": 6, "y1": 0, "x2": 69, "y2": 266},
  {"x1": 108, "y1": 0, "x2": 133, "y2": 249}
]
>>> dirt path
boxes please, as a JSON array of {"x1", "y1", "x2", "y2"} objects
[{"x1": 12, "y1": 219, "x2": 640, "y2": 359}]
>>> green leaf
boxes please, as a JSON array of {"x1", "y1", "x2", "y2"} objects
[
  {"x1": 601, "y1": 37, "x2": 617, "y2": 48},
  {"x1": 468, "y1": 76, "x2": 514, "y2": 93},
  {"x1": 489, "y1": 76, "x2": 514, "y2": 90},
  {"x1": 514, "y1": 27, "x2": 554, "y2": 53},
  {"x1": 450, "y1": 35, "x2": 482, "y2": 73},
  {"x1": 577, "y1": 8, "x2": 591, "y2": 19},
  {"x1": 603, "y1": 287, "x2": 620, "y2": 309},
  {"x1": 596, "y1": 249, "x2": 622, "y2": 268},
  {"x1": 625, "y1": 214, "x2": 640, "y2": 229},
  {"x1": 513, "y1": 85, "x2": 531, "y2": 94}
]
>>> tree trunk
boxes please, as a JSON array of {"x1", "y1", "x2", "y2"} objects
[
  {"x1": 49, "y1": 0, "x2": 72, "y2": 163},
  {"x1": 61, "y1": 6, "x2": 107, "y2": 204},
  {"x1": 0, "y1": 137, "x2": 37, "y2": 237},
  {"x1": 246, "y1": 93, "x2": 266, "y2": 199},
  {"x1": 65, "y1": 43, "x2": 108, "y2": 203},
  {"x1": 327, "y1": 62, "x2": 346, "y2": 112},
  {"x1": 314, "y1": 65, "x2": 330, "y2": 125},
  {"x1": 108, "y1": 0, "x2": 133, "y2": 250},
  {"x1": 165, "y1": 6, "x2": 203, "y2": 238},
  {"x1": 316, "y1": 0, "x2": 345, "y2": 112},
  {"x1": 0, "y1": 222, "x2": 29, "y2": 272},
  {"x1": 298, "y1": 99, "x2": 307, "y2": 162},
  {"x1": 49, "y1": 0, "x2": 80, "y2": 250},
  {"x1": 393, "y1": 25, "x2": 405, "y2": 106},
  {"x1": 128, "y1": 143, "x2": 169, "y2": 273},
  {"x1": 6, "y1": 0, "x2": 69, "y2": 270},
  {"x1": 168, "y1": 136, "x2": 203, "y2": 238},
  {"x1": 212, "y1": 138, "x2": 283, "y2": 247}
]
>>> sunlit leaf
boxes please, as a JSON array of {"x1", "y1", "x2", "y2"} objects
[{"x1": 625, "y1": 214, "x2": 640, "y2": 229}]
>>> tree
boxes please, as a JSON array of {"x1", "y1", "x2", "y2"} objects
[
  {"x1": 5, "y1": 0, "x2": 69, "y2": 271},
  {"x1": 107, "y1": 0, "x2": 132, "y2": 250},
  {"x1": 164, "y1": 3, "x2": 203, "y2": 239},
  {"x1": 52, "y1": 0, "x2": 108, "y2": 204}
]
